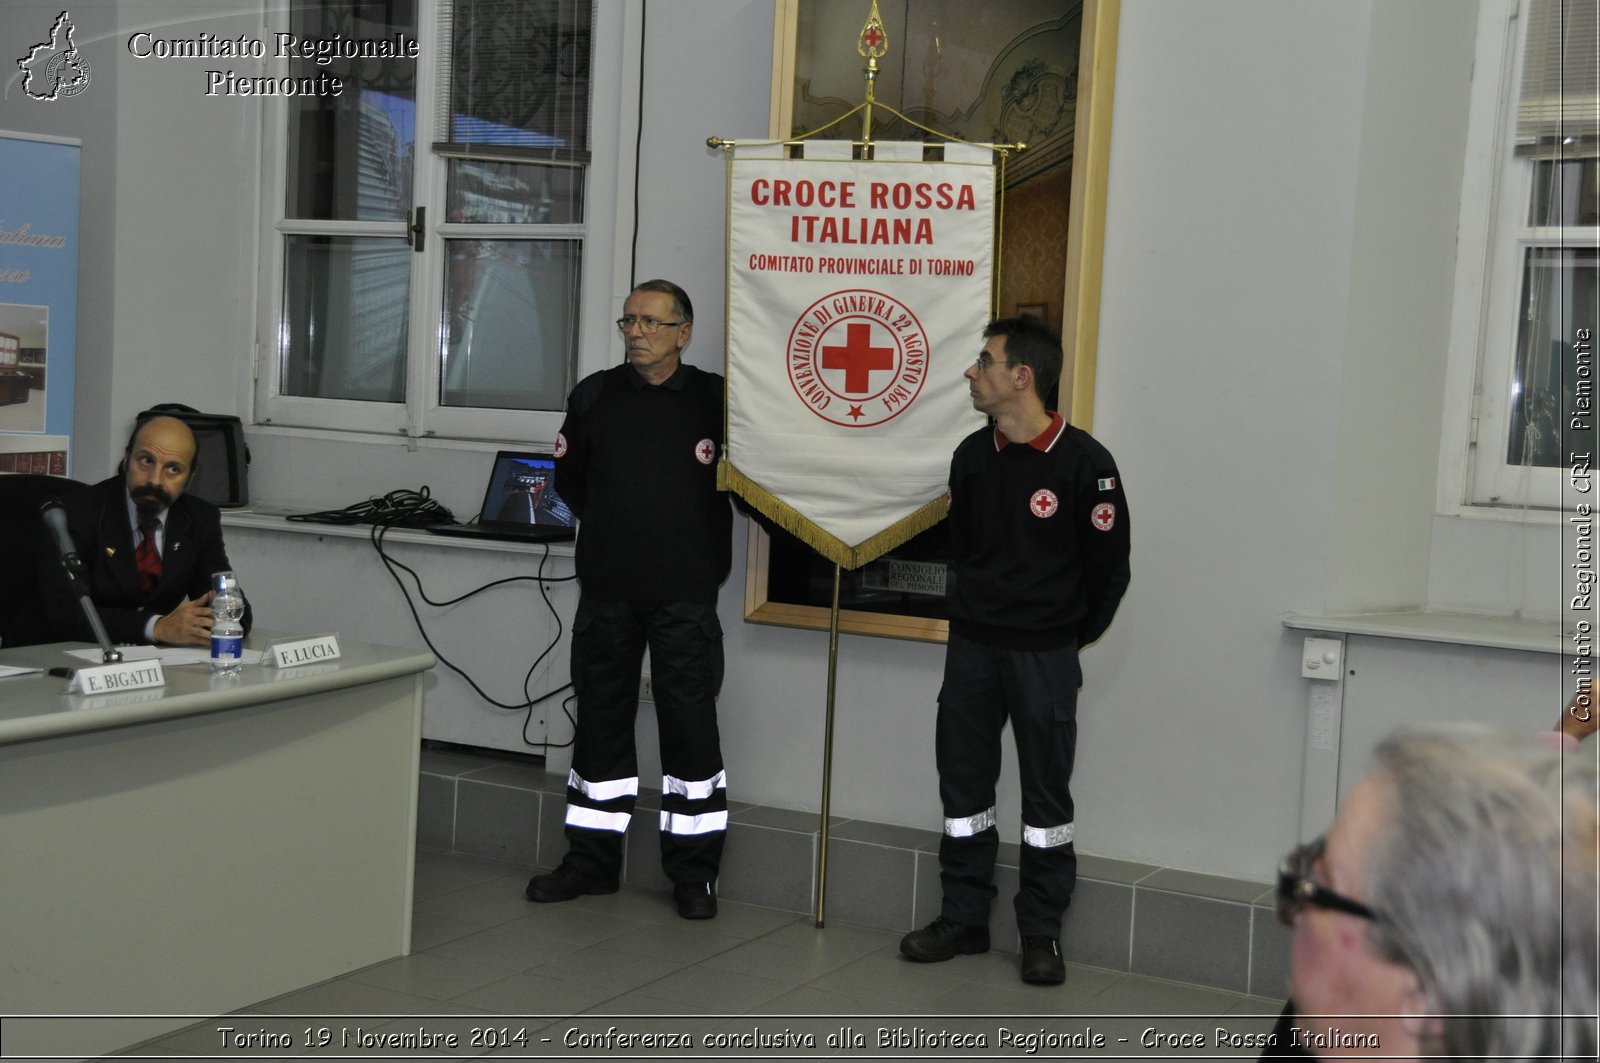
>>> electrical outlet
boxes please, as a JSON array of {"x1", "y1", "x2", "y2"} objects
[
  {"x1": 1301, "y1": 637, "x2": 1343, "y2": 679},
  {"x1": 639, "y1": 674, "x2": 654, "y2": 702}
]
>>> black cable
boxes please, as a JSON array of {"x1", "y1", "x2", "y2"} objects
[
  {"x1": 549, "y1": 691, "x2": 579, "y2": 753},
  {"x1": 371, "y1": 520, "x2": 576, "y2": 750},
  {"x1": 375, "y1": 524, "x2": 578, "y2": 605},
  {"x1": 319, "y1": 492, "x2": 579, "y2": 753},
  {"x1": 370, "y1": 520, "x2": 570, "y2": 689},
  {"x1": 286, "y1": 486, "x2": 453, "y2": 528},
  {"x1": 520, "y1": 538, "x2": 578, "y2": 750},
  {"x1": 629, "y1": 0, "x2": 647, "y2": 287}
]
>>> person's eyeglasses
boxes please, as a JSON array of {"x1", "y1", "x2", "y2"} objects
[
  {"x1": 1276, "y1": 835, "x2": 1379, "y2": 925},
  {"x1": 973, "y1": 352, "x2": 1015, "y2": 371},
  {"x1": 616, "y1": 316, "x2": 685, "y2": 335}
]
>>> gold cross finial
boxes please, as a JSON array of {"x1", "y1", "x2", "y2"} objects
[{"x1": 857, "y1": 0, "x2": 888, "y2": 60}]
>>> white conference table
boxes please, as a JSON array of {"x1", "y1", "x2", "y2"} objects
[{"x1": 0, "y1": 635, "x2": 436, "y2": 1060}]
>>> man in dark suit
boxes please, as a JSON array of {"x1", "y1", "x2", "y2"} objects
[{"x1": 38, "y1": 415, "x2": 251, "y2": 645}]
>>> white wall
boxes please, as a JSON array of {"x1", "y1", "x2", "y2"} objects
[
  {"x1": 11, "y1": 0, "x2": 1570, "y2": 883},
  {"x1": 1089, "y1": 0, "x2": 1363, "y2": 870},
  {"x1": 110, "y1": 3, "x2": 260, "y2": 441},
  {"x1": 1325, "y1": 0, "x2": 1475, "y2": 614}
]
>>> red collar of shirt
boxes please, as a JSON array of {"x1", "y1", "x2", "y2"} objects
[{"x1": 993, "y1": 412, "x2": 1065, "y2": 452}]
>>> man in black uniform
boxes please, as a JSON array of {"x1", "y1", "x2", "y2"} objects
[
  {"x1": 525, "y1": 279, "x2": 733, "y2": 920},
  {"x1": 900, "y1": 315, "x2": 1130, "y2": 983}
]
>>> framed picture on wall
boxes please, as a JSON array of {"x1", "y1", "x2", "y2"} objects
[
  {"x1": 0, "y1": 307, "x2": 48, "y2": 431},
  {"x1": 745, "y1": 0, "x2": 1121, "y2": 642},
  {"x1": 746, "y1": 518, "x2": 955, "y2": 642}
]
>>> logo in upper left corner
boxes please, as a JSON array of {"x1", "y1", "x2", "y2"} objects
[{"x1": 17, "y1": 12, "x2": 92, "y2": 101}]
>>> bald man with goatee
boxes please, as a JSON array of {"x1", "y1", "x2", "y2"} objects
[{"x1": 38, "y1": 415, "x2": 251, "y2": 645}]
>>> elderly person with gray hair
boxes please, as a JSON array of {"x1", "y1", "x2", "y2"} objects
[{"x1": 1273, "y1": 725, "x2": 1597, "y2": 1062}]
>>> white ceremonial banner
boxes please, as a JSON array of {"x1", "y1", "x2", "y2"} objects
[{"x1": 723, "y1": 145, "x2": 993, "y2": 568}]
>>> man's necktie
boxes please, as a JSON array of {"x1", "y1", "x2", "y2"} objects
[{"x1": 135, "y1": 518, "x2": 161, "y2": 594}]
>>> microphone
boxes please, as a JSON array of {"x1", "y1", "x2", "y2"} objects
[
  {"x1": 39, "y1": 499, "x2": 122, "y2": 663},
  {"x1": 40, "y1": 500, "x2": 83, "y2": 576}
]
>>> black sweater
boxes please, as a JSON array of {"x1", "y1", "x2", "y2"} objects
[
  {"x1": 554, "y1": 362, "x2": 732, "y2": 603},
  {"x1": 946, "y1": 420, "x2": 1131, "y2": 650}
]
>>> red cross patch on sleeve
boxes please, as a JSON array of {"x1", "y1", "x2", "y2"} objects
[{"x1": 1091, "y1": 502, "x2": 1116, "y2": 531}]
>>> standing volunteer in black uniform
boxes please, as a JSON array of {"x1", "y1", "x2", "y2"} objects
[
  {"x1": 900, "y1": 315, "x2": 1131, "y2": 983},
  {"x1": 526, "y1": 279, "x2": 733, "y2": 920}
]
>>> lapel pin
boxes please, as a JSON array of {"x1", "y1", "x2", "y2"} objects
[{"x1": 106, "y1": 547, "x2": 116, "y2": 558}]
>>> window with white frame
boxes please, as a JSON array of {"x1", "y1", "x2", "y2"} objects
[
  {"x1": 258, "y1": 0, "x2": 624, "y2": 443},
  {"x1": 1460, "y1": 0, "x2": 1598, "y2": 510}
]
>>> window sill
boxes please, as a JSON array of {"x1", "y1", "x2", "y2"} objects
[
  {"x1": 221, "y1": 504, "x2": 576, "y2": 558},
  {"x1": 246, "y1": 422, "x2": 553, "y2": 454},
  {"x1": 1282, "y1": 609, "x2": 1565, "y2": 655},
  {"x1": 1435, "y1": 502, "x2": 1565, "y2": 526}
]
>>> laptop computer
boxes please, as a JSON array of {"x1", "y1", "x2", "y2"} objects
[{"x1": 428, "y1": 450, "x2": 578, "y2": 543}]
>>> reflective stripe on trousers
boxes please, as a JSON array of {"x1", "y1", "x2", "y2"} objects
[
  {"x1": 944, "y1": 807, "x2": 997, "y2": 838},
  {"x1": 1022, "y1": 821, "x2": 1074, "y2": 848}
]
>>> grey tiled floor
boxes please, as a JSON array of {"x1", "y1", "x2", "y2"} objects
[{"x1": 121, "y1": 850, "x2": 1287, "y2": 1060}]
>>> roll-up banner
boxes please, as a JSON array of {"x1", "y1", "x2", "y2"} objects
[{"x1": 0, "y1": 131, "x2": 80, "y2": 475}]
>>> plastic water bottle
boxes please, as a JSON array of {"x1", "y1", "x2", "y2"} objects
[{"x1": 210, "y1": 570, "x2": 245, "y2": 673}]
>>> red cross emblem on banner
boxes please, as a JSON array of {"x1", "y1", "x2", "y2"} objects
[
  {"x1": 822, "y1": 322, "x2": 895, "y2": 394},
  {"x1": 786, "y1": 289, "x2": 928, "y2": 429},
  {"x1": 1030, "y1": 489, "x2": 1059, "y2": 518}
]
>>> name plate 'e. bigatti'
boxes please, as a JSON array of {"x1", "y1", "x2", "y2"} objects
[{"x1": 67, "y1": 659, "x2": 166, "y2": 695}]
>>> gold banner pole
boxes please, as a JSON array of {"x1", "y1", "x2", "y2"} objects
[
  {"x1": 858, "y1": 0, "x2": 886, "y2": 151},
  {"x1": 815, "y1": 563, "x2": 843, "y2": 926},
  {"x1": 714, "y1": 0, "x2": 1022, "y2": 929}
]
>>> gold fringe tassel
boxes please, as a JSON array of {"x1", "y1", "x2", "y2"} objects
[{"x1": 719, "y1": 459, "x2": 947, "y2": 570}]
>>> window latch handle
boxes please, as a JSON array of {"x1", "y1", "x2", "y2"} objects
[{"x1": 407, "y1": 206, "x2": 425, "y2": 252}]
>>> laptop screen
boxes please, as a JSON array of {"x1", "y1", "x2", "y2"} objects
[{"x1": 478, "y1": 452, "x2": 577, "y2": 528}]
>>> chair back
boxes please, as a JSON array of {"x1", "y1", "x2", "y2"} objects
[{"x1": 1, "y1": 474, "x2": 88, "y2": 647}]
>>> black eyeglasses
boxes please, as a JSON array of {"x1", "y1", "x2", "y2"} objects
[
  {"x1": 616, "y1": 316, "x2": 685, "y2": 335},
  {"x1": 973, "y1": 352, "x2": 1015, "y2": 370},
  {"x1": 1276, "y1": 835, "x2": 1379, "y2": 925}
]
